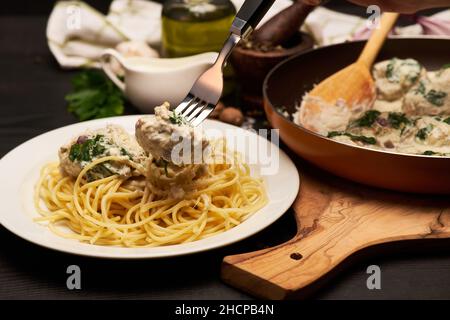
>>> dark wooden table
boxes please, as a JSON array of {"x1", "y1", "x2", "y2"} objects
[{"x1": 1, "y1": 4, "x2": 450, "y2": 300}]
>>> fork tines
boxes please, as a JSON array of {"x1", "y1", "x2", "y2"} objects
[{"x1": 174, "y1": 94, "x2": 215, "y2": 127}]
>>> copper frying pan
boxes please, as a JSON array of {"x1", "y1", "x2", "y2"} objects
[{"x1": 263, "y1": 38, "x2": 450, "y2": 194}]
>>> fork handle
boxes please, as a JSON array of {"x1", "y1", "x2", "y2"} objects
[{"x1": 230, "y1": 0, "x2": 276, "y2": 38}]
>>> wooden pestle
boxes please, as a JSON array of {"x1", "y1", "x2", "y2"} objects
[{"x1": 251, "y1": 0, "x2": 317, "y2": 47}]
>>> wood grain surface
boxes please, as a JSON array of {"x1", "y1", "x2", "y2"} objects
[{"x1": 222, "y1": 163, "x2": 450, "y2": 299}]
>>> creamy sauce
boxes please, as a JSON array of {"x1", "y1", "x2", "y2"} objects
[{"x1": 295, "y1": 58, "x2": 450, "y2": 156}]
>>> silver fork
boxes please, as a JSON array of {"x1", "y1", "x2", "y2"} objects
[{"x1": 175, "y1": 0, "x2": 276, "y2": 127}]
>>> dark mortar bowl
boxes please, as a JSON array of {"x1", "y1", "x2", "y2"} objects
[{"x1": 230, "y1": 31, "x2": 314, "y2": 108}]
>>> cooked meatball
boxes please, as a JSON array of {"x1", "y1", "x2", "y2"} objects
[
  {"x1": 403, "y1": 67, "x2": 450, "y2": 116},
  {"x1": 59, "y1": 124, "x2": 146, "y2": 180},
  {"x1": 135, "y1": 102, "x2": 209, "y2": 165},
  {"x1": 373, "y1": 58, "x2": 424, "y2": 101}
]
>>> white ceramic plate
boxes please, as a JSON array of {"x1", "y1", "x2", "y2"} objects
[{"x1": 0, "y1": 116, "x2": 299, "y2": 259}]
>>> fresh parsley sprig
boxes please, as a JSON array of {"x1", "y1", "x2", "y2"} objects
[{"x1": 65, "y1": 70, "x2": 125, "y2": 121}]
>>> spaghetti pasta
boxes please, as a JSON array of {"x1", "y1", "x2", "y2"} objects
[{"x1": 34, "y1": 141, "x2": 267, "y2": 247}]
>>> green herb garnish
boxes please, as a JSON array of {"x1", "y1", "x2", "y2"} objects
[
  {"x1": 327, "y1": 131, "x2": 342, "y2": 138},
  {"x1": 65, "y1": 70, "x2": 124, "y2": 121},
  {"x1": 385, "y1": 59, "x2": 421, "y2": 83},
  {"x1": 415, "y1": 81, "x2": 426, "y2": 95},
  {"x1": 443, "y1": 117, "x2": 450, "y2": 125},
  {"x1": 68, "y1": 143, "x2": 81, "y2": 162},
  {"x1": 327, "y1": 131, "x2": 377, "y2": 145},
  {"x1": 69, "y1": 135, "x2": 106, "y2": 162},
  {"x1": 425, "y1": 90, "x2": 447, "y2": 107},
  {"x1": 169, "y1": 111, "x2": 187, "y2": 126},
  {"x1": 351, "y1": 110, "x2": 381, "y2": 127},
  {"x1": 386, "y1": 59, "x2": 396, "y2": 82},
  {"x1": 442, "y1": 63, "x2": 450, "y2": 69},
  {"x1": 423, "y1": 150, "x2": 436, "y2": 156},
  {"x1": 120, "y1": 147, "x2": 132, "y2": 159},
  {"x1": 388, "y1": 112, "x2": 410, "y2": 129},
  {"x1": 416, "y1": 125, "x2": 433, "y2": 140},
  {"x1": 414, "y1": 81, "x2": 447, "y2": 106},
  {"x1": 85, "y1": 162, "x2": 115, "y2": 182},
  {"x1": 155, "y1": 159, "x2": 170, "y2": 177},
  {"x1": 348, "y1": 134, "x2": 377, "y2": 145}
]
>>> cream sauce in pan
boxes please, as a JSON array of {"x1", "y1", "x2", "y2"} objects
[{"x1": 295, "y1": 58, "x2": 450, "y2": 156}]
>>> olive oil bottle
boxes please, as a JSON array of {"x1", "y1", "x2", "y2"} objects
[{"x1": 162, "y1": 0, "x2": 236, "y2": 58}]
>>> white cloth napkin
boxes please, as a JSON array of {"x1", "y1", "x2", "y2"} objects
[
  {"x1": 305, "y1": 7, "x2": 450, "y2": 45},
  {"x1": 47, "y1": 0, "x2": 450, "y2": 69},
  {"x1": 47, "y1": 0, "x2": 162, "y2": 68}
]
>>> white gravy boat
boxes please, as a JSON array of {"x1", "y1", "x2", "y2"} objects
[{"x1": 101, "y1": 49, "x2": 218, "y2": 113}]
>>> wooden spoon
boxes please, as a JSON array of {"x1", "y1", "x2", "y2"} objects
[{"x1": 300, "y1": 12, "x2": 399, "y2": 132}]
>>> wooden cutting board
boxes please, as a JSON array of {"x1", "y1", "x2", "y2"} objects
[{"x1": 221, "y1": 161, "x2": 450, "y2": 299}]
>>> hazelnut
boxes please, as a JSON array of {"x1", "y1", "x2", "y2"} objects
[
  {"x1": 210, "y1": 101, "x2": 225, "y2": 119},
  {"x1": 219, "y1": 107, "x2": 244, "y2": 126}
]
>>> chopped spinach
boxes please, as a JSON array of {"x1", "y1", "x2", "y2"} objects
[
  {"x1": 423, "y1": 150, "x2": 436, "y2": 156},
  {"x1": 327, "y1": 131, "x2": 377, "y2": 145},
  {"x1": 327, "y1": 131, "x2": 342, "y2": 138},
  {"x1": 85, "y1": 162, "x2": 115, "y2": 182},
  {"x1": 444, "y1": 117, "x2": 450, "y2": 125},
  {"x1": 414, "y1": 81, "x2": 447, "y2": 106},
  {"x1": 351, "y1": 110, "x2": 381, "y2": 127},
  {"x1": 385, "y1": 59, "x2": 420, "y2": 84},
  {"x1": 416, "y1": 125, "x2": 433, "y2": 140},
  {"x1": 69, "y1": 143, "x2": 81, "y2": 162},
  {"x1": 69, "y1": 135, "x2": 106, "y2": 162},
  {"x1": 425, "y1": 90, "x2": 447, "y2": 107},
  {"x1": 348, "y1": 134, "x2": 377, "y2": 145},
  {"x1": 388, "y1": 112, "x2": 410, "y2": 129}
]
